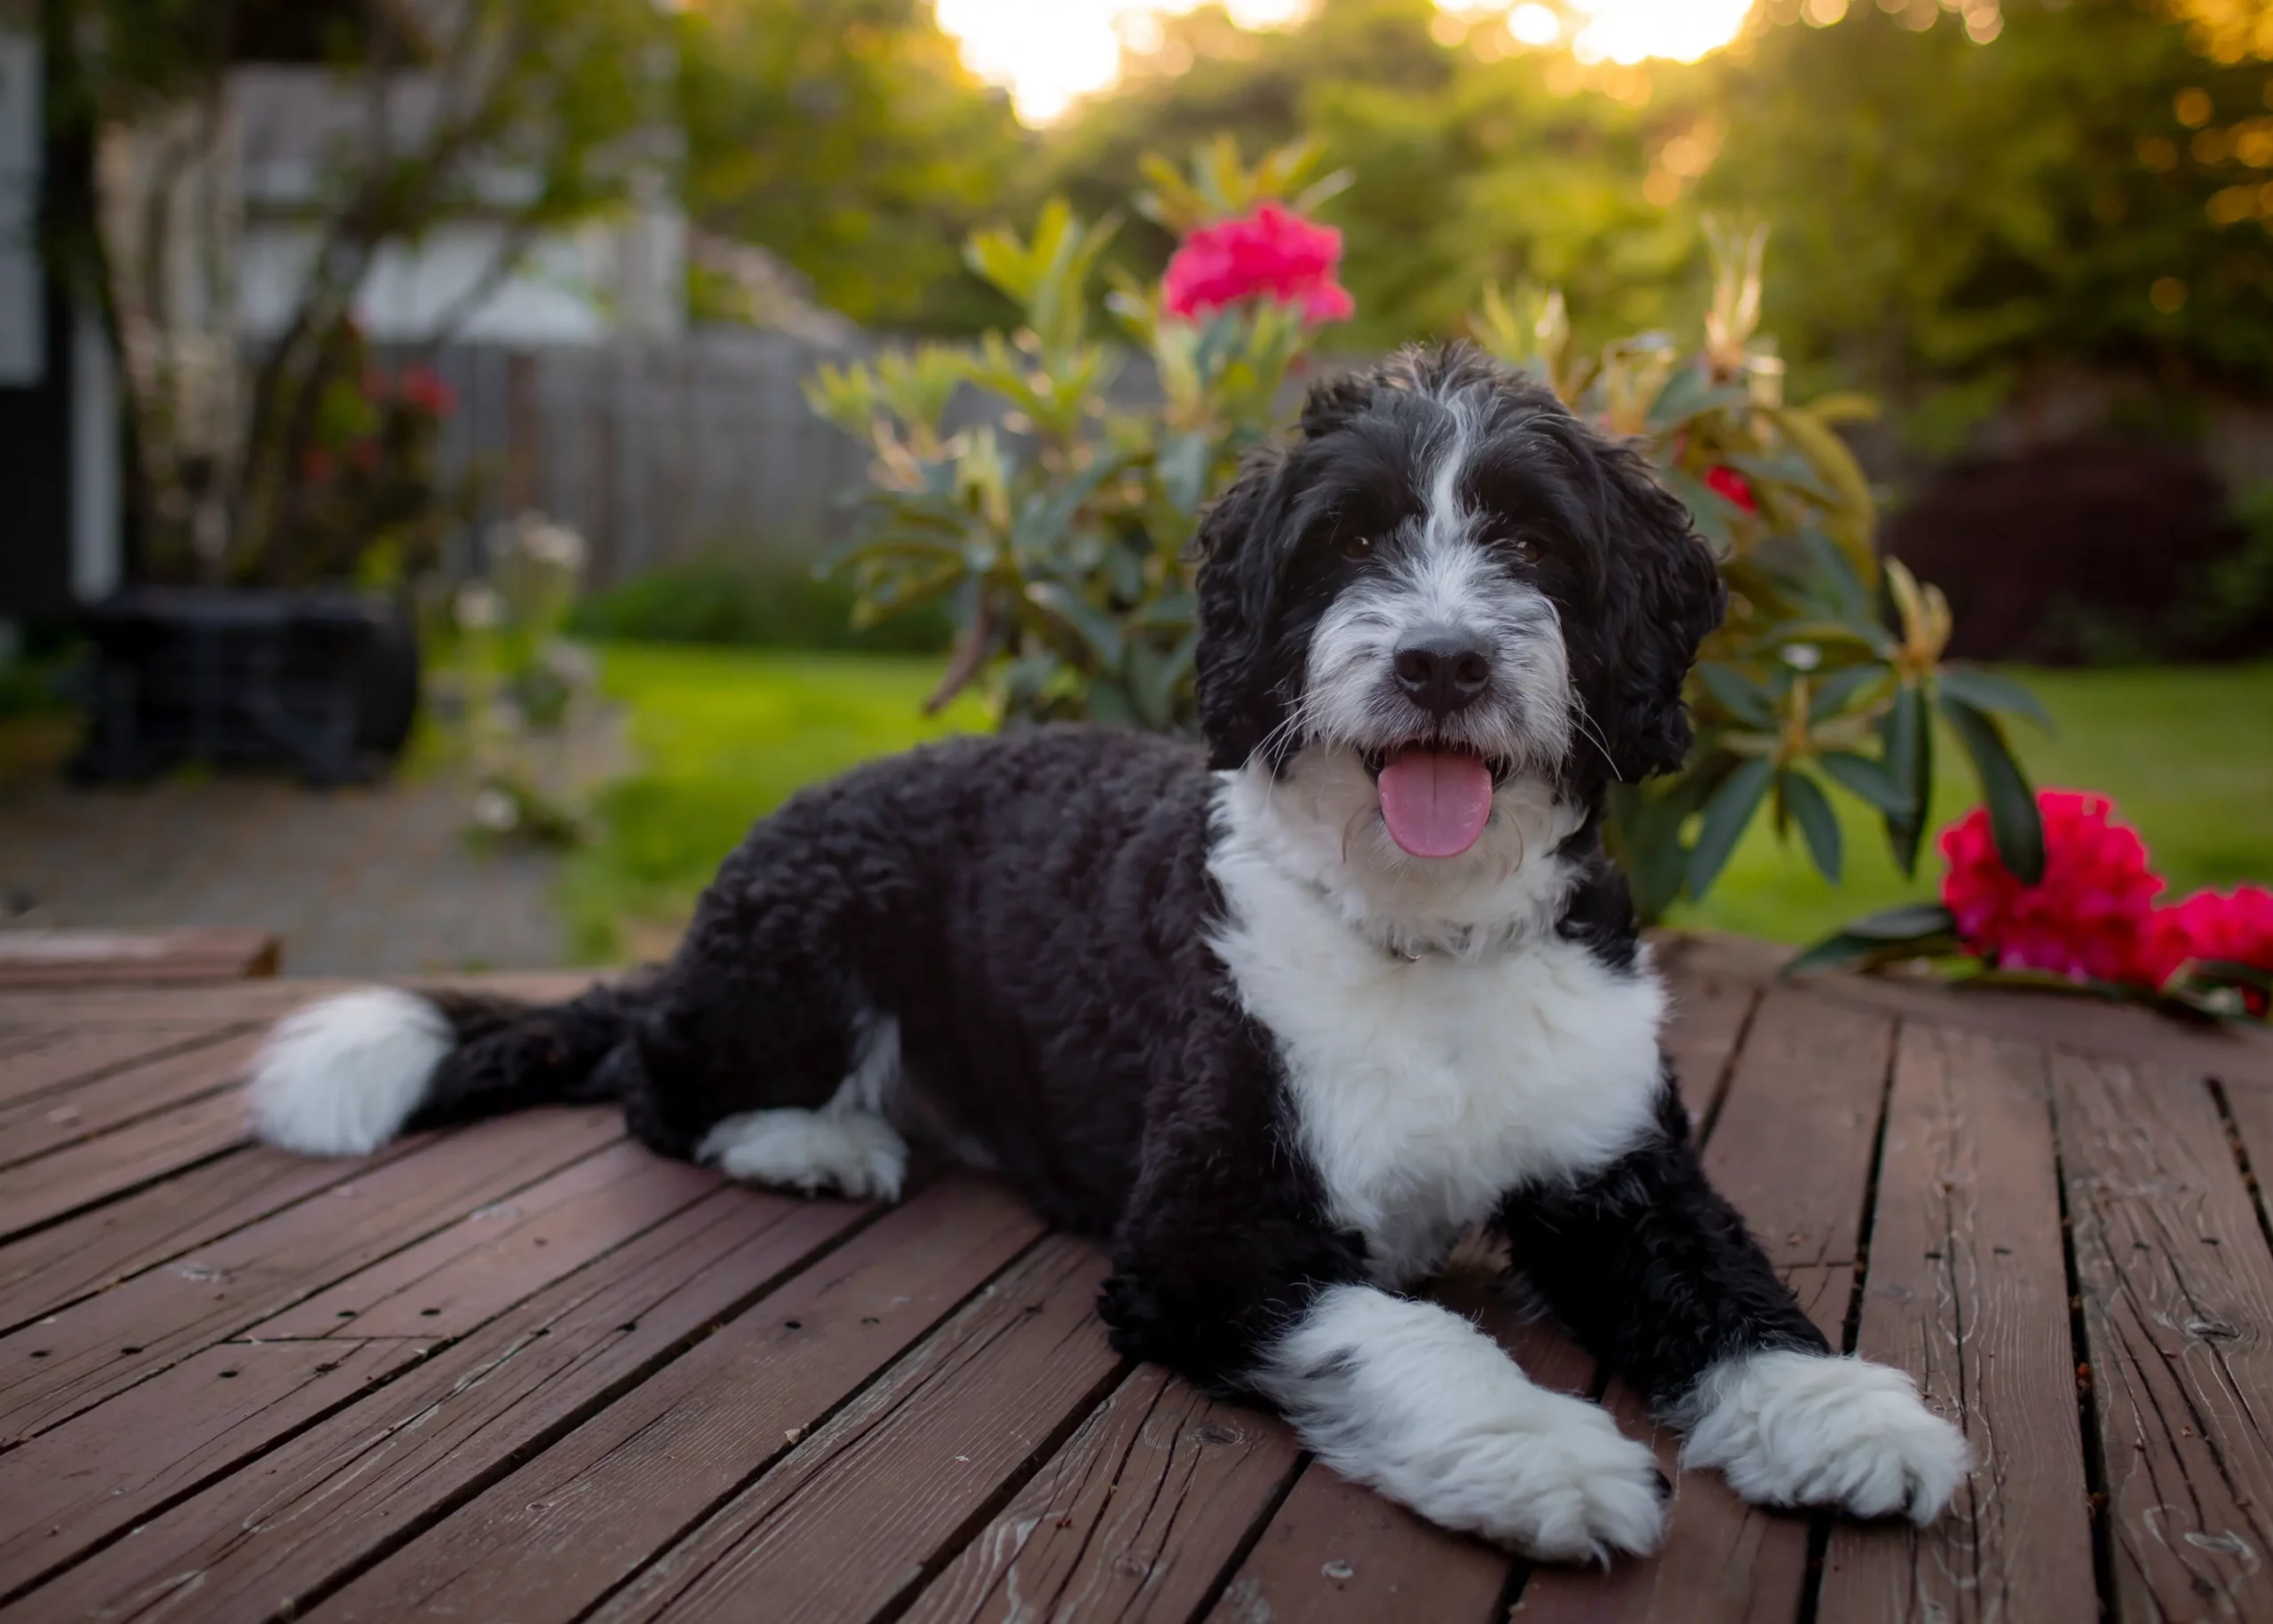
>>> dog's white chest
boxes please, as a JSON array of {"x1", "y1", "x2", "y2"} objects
[{"x1": 1208, "y1": 864, "x2": 1667, "y2": 1287}]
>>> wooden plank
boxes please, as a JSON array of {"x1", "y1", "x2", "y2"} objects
[
  {"x1": 1511, "y1": 987, "x2": 1893, "y2": 1624},
  {"x1": 299, "y1": 1176, "x2": 1049, "y2": 1624},
  {"x1": 1208, "y1": 1461, "x2": 1504, "y2": 1624},
  {"x1": 2219, "y1": 1075, "x2": 2273, "y2": 1239},
  {"x1": 906, "y1": 1361, "x2": 1296, "y2": 1624},
  {"x1": 1817, "y1": 1024, "x2": 2095, "y2": 1624},
  {"x1": 0, "y1": 930, "x2": 280, "y2": 987},
  {"x1": 249, "y1": 1141, "x2": 721, "y2": 1339},
  {"x1": 1700, "y1": 984, "x2": 1895, "y2": 1272},
  {"x1": 579, "y1": 1237, "x2": 1121, "y2": 1624},
  {"x1": 0, "y1": 970, "x2": 594, "y2": 1031},
  {"x1": 0, "y1": 1183, "x2": 872, "y2": 1624},
  {"x1": 0, "y1": 1090, "x2": 250, "y2": 1245},
  {"x1": 0, "y1": 1144, "x2": 422, "y2": 1333},
  {"x1": 1660, "y1": 947, "x2": 1764, "y2": 1132},
  {"x1": 2054, "y1": 1050, "x2": 2273, "y2": 1621},
  {"x1": 0, "y1": 1339, "x2": 419, "y2": 1601},
  {"x1": 0, "y1": 1108, "x2": 621, "y2": 1438},
  {"x1": 0, "y1": 1031, "x2": 258, "y2": 1174},
  {"x1": 0, "y1": 1024, "x2": 245, "y2": 1111}
]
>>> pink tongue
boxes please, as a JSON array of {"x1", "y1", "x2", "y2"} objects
[{"x1": 1376, "y1": 749, "x2": 1495, "y2": 859}]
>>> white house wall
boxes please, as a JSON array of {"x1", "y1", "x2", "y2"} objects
[{"x1": 238, "y1": 220, "x2": 615, "y2": 345}]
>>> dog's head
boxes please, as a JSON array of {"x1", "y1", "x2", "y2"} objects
[{"x1": 1194, "y1": 343, "x2": 1723, "y2": 873}]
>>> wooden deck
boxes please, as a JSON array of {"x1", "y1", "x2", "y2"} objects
[{"x1": 0, "y1": 934, "x2": 2269, "y2": 1622}]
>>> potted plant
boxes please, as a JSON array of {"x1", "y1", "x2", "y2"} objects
[{"x1": 72, "y1": 327, "x2": 466, "y2": 786}]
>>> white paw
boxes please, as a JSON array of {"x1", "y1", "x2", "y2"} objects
[
  {"x1": 1450, "y1": 1386, "x2": 1670, "y2": 1564},
  {"x1": 697, "y1": 1109, "x2": 907, "y2": 1200},
  {"x1": 1677, "y1": 1350, "x2": 1968, "y2": 1525}
]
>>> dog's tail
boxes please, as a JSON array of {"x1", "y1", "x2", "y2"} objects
[{"x1": 245, "y1": 978, "x2": 652, "y2": 1157}]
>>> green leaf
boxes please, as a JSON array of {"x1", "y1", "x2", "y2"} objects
[
  {"x1": 1881, "y1": 684, "x2": 1932, "y2": 877},
  {"x1": 1024, "y1": 582, "x2": 1125, "y2": 669},
  {"x1": 1818, "y1": 749, "x2": 1912, "y2": 817},
  {"x1": 1646, "y1": 367, "x2": 1750, "y2": 431},
  {"x1": 1783, "y1": 769, "x2": 1843, "y2": 883},
  {"x1": 1688, "y1": 756, "x2": 1775, "y2": 901},
  {"x1": 1939, "y1": 694, "x2": 2046, "y2": 885},
  {"x1": 1784, "y1": 904, "x2": 1962, "y2": 976},
  {"x1": 1696, "y1": 663, "x2": 1778, "y2": 729},
  {"x1": 1806, "y1": 664, "x2": 1884, "y2": 720},
  {"x1": 1155, "y1": 432, "x2": 1213, "y2": 517},
  {"x1": 1936, "y1": 666, "x2": 2054, "y2": 734}
]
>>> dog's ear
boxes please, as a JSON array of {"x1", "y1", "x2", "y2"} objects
[
  {"x1": 1192, "y1": 451, "x2": 1289, "y2": 772},
  {"x1": 1580, "y1": 438, "x2": 1727, "y2": 781}
]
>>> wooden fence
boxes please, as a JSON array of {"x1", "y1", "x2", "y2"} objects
[{"x1": 424, "y1": 328, "x2": 877, "y2": 586}]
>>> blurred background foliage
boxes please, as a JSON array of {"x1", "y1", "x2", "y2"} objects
[{"x1": 675, "y1": 0, "x2": 2273, "y2": 454}]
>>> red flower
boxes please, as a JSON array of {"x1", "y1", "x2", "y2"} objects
[
  {"x1": 399, "y1": 365, "x2": 456, "y2": 417},
  {"x1": 1939, "y1": 790, "x2": 2164, "y2": 983},
  {"x1": 1705, "y1": 465, "x2": 1758, "y2": 513},
  {"x1": 2136, "y1": 886, "x2": 2273, "y2": 1013},
  {"x1": 1161, "y1": 204, "x2": 1355, "y2": 326},
  {"x1": 301, "y1": 448, "x2": 334, "y2": 484}
]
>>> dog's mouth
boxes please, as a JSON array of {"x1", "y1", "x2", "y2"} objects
[{"x1": 1359, "y1": 743, "x2": 1507, "y2": 860}]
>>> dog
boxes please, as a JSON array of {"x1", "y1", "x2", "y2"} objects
[{"x1": 247, "y1": 344, "x2": 1967, "y2": 1563}]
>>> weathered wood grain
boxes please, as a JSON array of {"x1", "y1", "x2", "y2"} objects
[
  {"x1": 0, "y1": 1143, "x2": 421, "y2": 1333},
  {"x1": 1659, "y1": 946, "x2": 1765, "y2": 1132},
  {"x1": 303, "y1": 1176, "x2": 1049, "y2": 1624},
  {"x1": 1818, "y1": 1024, "x2": 2095, "y2": 1624},
  {"x1": 0, "y1": 1090, "x2": 252, "y2": 1243},
  {"x1": 0, "y1": 1184, "x2": 870, "y2": 1624},
  {"x1": 0, "y1": 1032, "x2": 258, "y2": 1174},
  {"x1": 1511, "y1": 983, "x2": 1891, "y2": 1624},
  {"x1": 0, "y1": 1338, "x2": 418, "y2": 1600},
  {"x1": 582, "y1": 1237, "x2": 1122, "y2": 1624},
  {"x1": 2055, "y1": 1051, "x2": 2273, "y2": 1621},
  {"x1": 1700, "y1": 985, "x2": 1895, "y2": 1274},
  {"x1": 903, "y1": 1360, "x2": 1297, "y2": 1624},
  {"x1": 250, "y1": 1140, "x2": 721, "y2": 1339},
  {"x1": 0, "y1": 1024, "x2": 245, "y2": 1111},
  {"x1": 0, "y1": 1109, "x2": 620, "y2": 1438}
]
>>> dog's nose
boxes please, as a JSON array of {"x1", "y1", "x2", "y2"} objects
[{"x1": 1391, "y1": 633, "x2": 1493, "y2": 717}]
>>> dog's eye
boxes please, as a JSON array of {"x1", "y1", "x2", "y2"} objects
[{"x1": 1498, "y1": 533, "x2": 1542, "y2": 564}]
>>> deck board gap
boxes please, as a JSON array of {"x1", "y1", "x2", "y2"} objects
[
  {"x1": 1692, "y1": 984, "x2": 1766, "y2": 1146},
  {"x1": 208, "y1": 1192, "x2": 909, "y2": 1624},
  {"x1": 1836, "y1": 1020, "x2": 1901, "y2": 1360},
  {"x1": 1171, "y1": 1443, "x2": 1313, "y2": 1624},
  {"x1": 555, "y1": 1223, "x2": 1065, "y2": 1624},
  {"x1": 865, "y1": 1353, "x2": 1140, "y2": 1624},
  {"x1": 2208, "y1": 1075, "x2": 2273, "y2": 1264}
]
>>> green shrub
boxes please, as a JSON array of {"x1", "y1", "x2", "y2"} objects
[{"x1": 567, "y1": 559, "x2": 953, "y2": 654}]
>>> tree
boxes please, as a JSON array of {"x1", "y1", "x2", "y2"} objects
[
  {"x1": 673, "y1": 0, "x2": 1026, "y2": 334},
  {"x1": 1707, "y1": 0, "x2": 2273, "y2": 432},
  {"x1": 50, "y1": 0, "x2": 671, "y2": 583}
]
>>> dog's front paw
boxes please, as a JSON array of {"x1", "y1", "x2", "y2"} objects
[
  {"x1": 1445, "y1": 1388, "x2": 1670, "y2": 1565},
  {"x1": 1678, "y1": 1350, "x2": 1968, "y2": 1525}
]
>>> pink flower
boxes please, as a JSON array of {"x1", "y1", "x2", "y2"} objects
[
  {"x1": 1161, "y1": 204, "x2": 1355, "y2": 326},
  {"x1": 400, "y1": 366, "x2": 456, "y2": 417},
  {"x1": 1939, "y1": 790, "x2": 2164, "y2": 983},
  {"x1": 1705, "y1": 465, "x2": 1758, "y2": 513},
  {"x1": 2136, "y1": 886, "x2": 2273, "y2": 1014}
]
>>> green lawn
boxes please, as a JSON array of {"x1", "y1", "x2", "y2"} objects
[
  {"x1": 560, "y1": 645, "x2": 988, "y2": 959},
  {"x1": 1672, "y1": 661, "x2": 2273, "y2": 944},
  {"x1": 566, "y1": 645, "x2": 2273, "y2": 960}
]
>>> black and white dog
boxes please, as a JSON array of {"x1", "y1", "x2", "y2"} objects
[{"x1": 249, "y1": 345, "x2": 1965, "y2": 1562}]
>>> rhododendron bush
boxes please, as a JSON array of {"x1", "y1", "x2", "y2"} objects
[
  {"x1": 1797, "y1": 788, "x2": 2272, "y2": 1022},
  {"x1": 809, "y1": 141, "x2": 2047, "y2": 925}
]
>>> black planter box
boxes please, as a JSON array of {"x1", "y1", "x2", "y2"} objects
[{"x1": 71, "y1": 588, "x2": 421, "y2": 786}]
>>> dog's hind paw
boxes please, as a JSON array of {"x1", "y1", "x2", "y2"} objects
[
  {"x1": 697, "y1": 1108, "x2": 907, "y2": 1201},
  {"x1": 1676, "y1": 1350, "x2": 1968, "y2": 1525}
]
